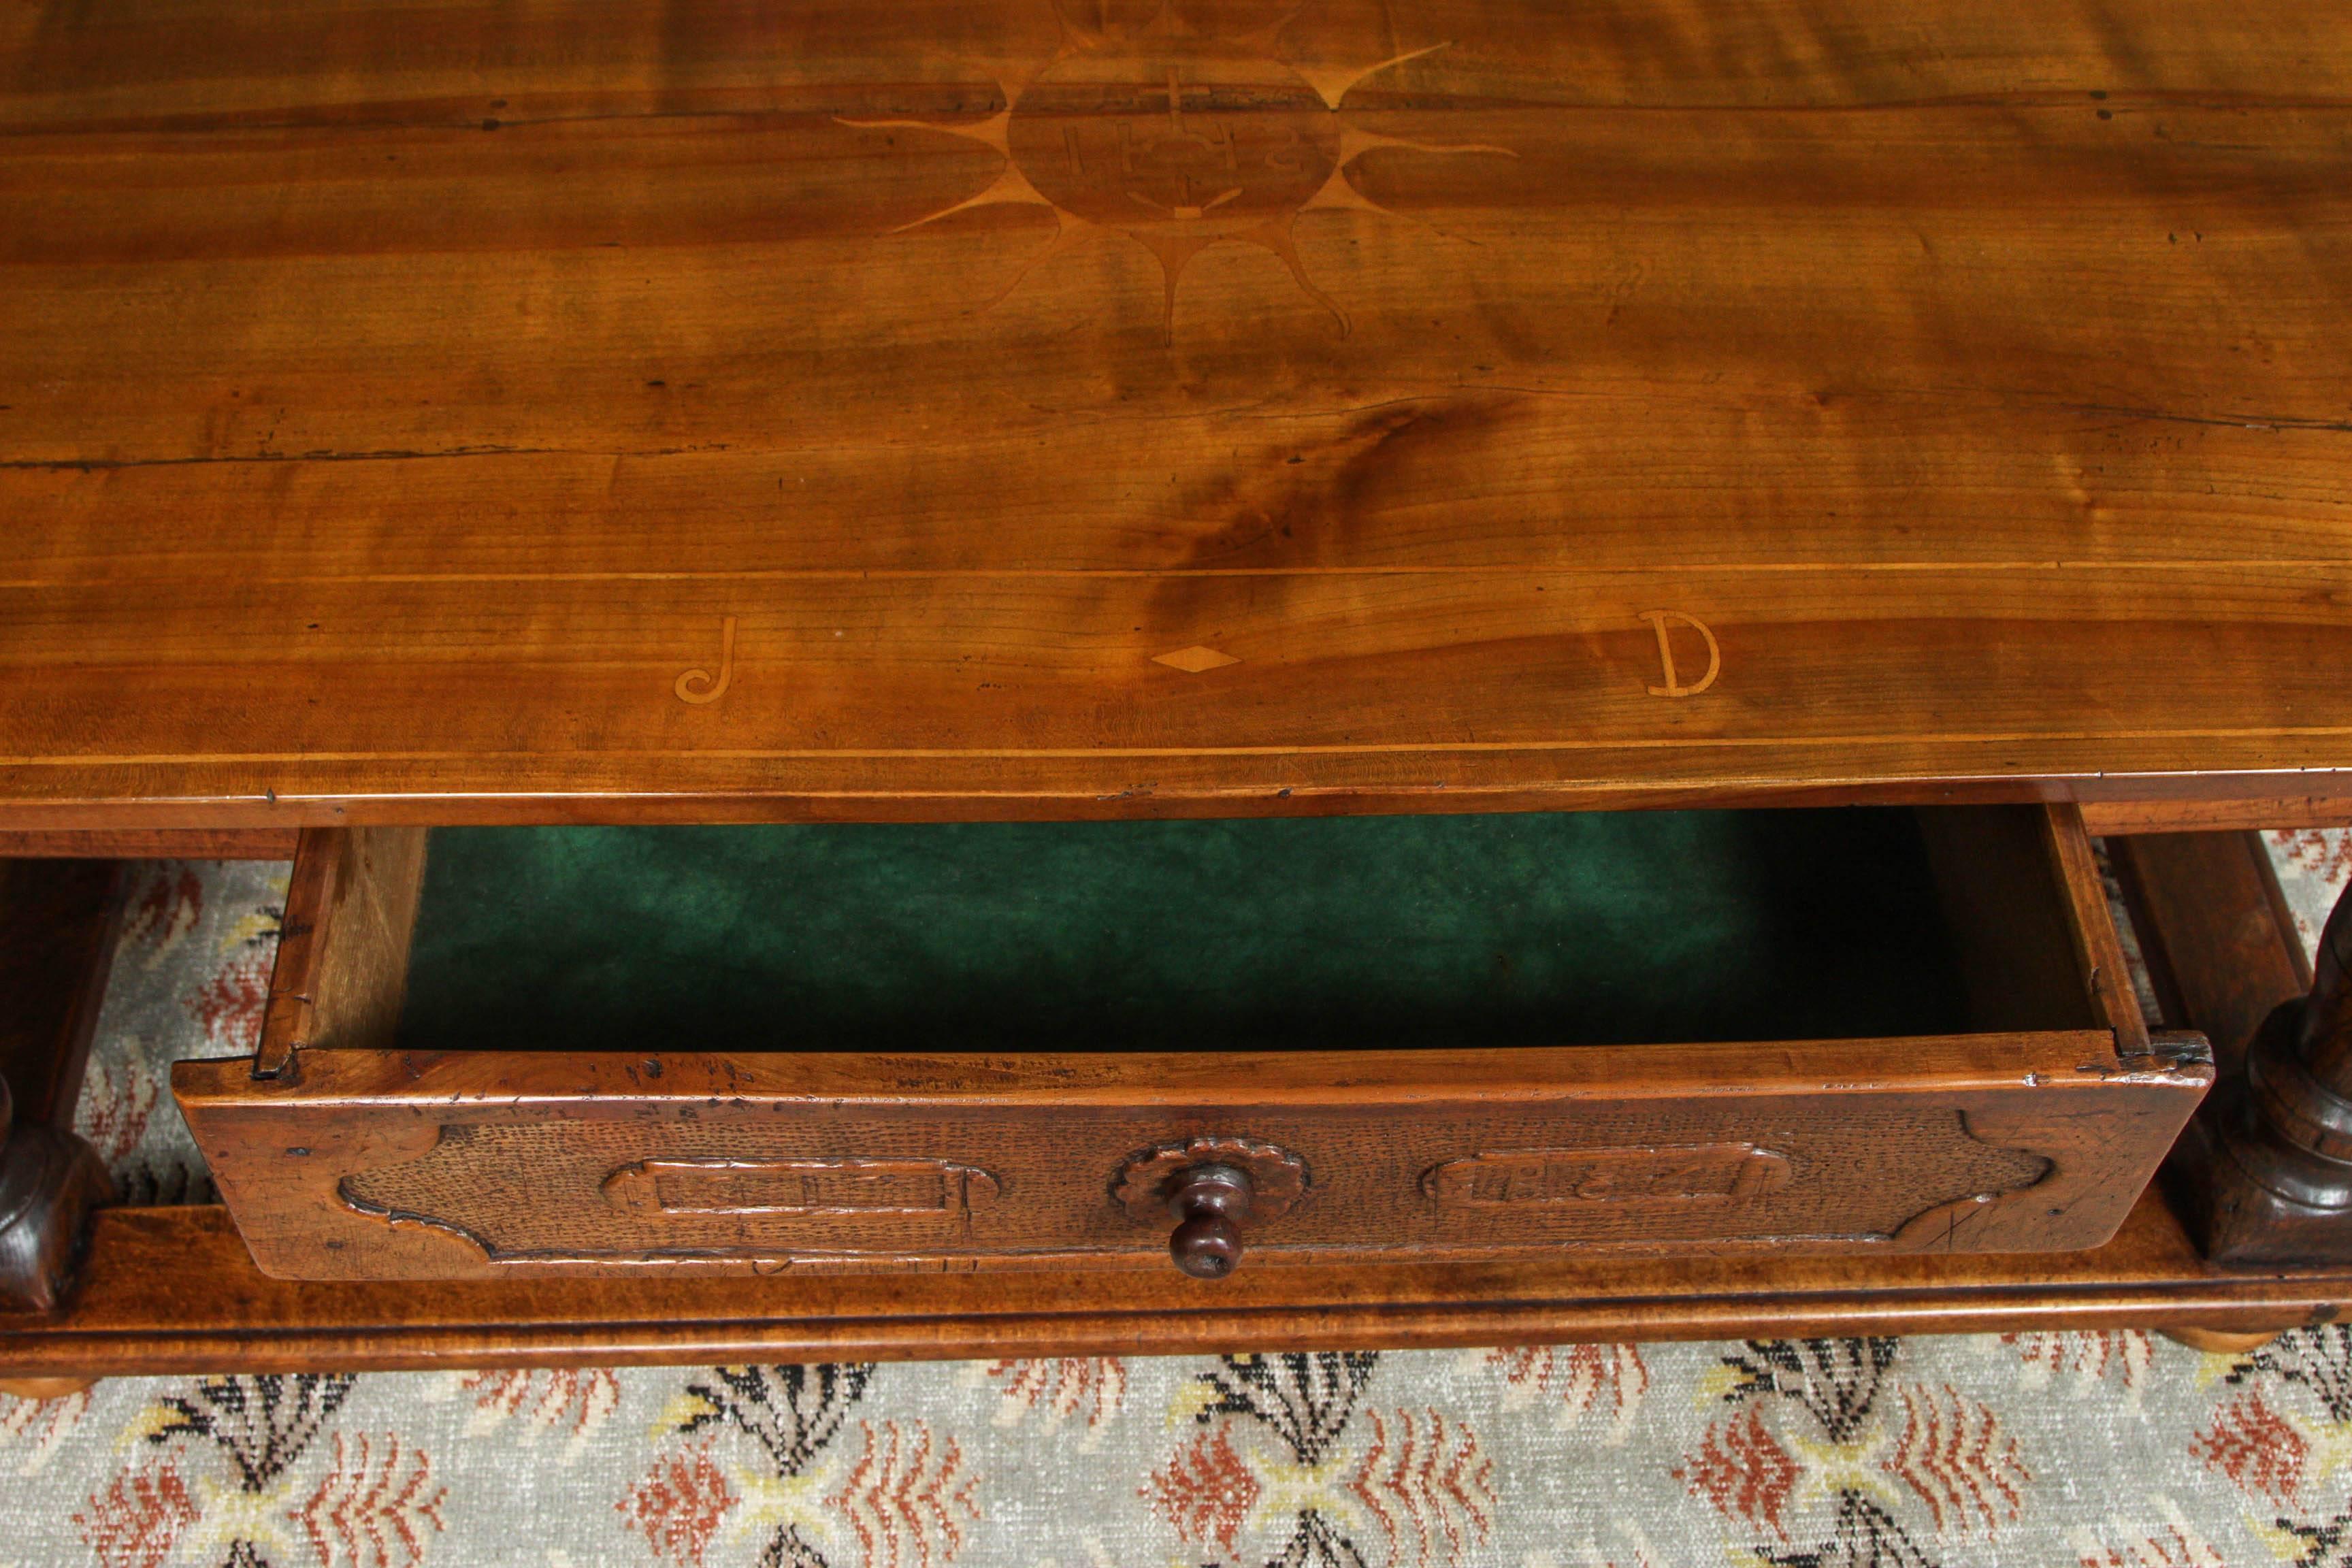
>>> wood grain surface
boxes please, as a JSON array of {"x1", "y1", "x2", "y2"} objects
[
  {"x1": 5, "y1": 0, "x2": 2352, "y2": 823},
  {"x1": 252, "y1": 827, "x2": 424, "y2": 1078},
  {"x1": 1917, "y1": 804, "x2": 2148, "y2": 1049},
  {"x1": 0, "y1": 830, "x2": 299, "y2": 860},
  {"x1": 2083, "y1": 801, "x2": 2352, "y2": 837}
]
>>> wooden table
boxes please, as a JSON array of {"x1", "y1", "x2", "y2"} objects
[{"x1": 5, "y1": 0, "x2": 2352, "y2": 1373}]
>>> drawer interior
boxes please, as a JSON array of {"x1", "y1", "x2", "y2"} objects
[{"x1": 394, "y1": 809, "x2": 1978, "y2": 1055}]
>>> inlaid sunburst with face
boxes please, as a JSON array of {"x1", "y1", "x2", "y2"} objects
[{"x1": 843, "y1": 0, "x2": 1509, "y2": 337}]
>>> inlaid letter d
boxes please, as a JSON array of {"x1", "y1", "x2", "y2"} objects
[{"x1": 1639, "y1": 610, "x2": 1721, "y2": 698}]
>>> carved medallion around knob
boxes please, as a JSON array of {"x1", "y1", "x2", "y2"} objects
[{"x1": 1112, "y1": 1136, "x2": 1307, "y2": 1279}]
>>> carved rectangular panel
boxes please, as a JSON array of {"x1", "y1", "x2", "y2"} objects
[
  {"x1": 1422, "y1": 1144, "x2": 1791, "y2": 1208},
  {"x1": 174, "y1": 1034, "x2": 2210, "y2": 1280},
  {"x1": 599, "y1": 1158, "x2": 1000, "y2": 1218}
]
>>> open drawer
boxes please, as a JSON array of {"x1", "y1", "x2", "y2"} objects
[{"x1": 171, "y1": 805, "x2": 2209, "y2": 1281}]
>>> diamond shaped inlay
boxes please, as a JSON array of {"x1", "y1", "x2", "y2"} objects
[{"x1": 1152, "y1": 645, "x2": 1241, "y2": 673}]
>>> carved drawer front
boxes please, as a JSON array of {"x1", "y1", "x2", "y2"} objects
[
  {"x1": 172, "y1": 806, "x2": 2212, "y2": 1280},
  {"x1": 173, "y1": 1037, "x2": 2206, "y2": 1280}
]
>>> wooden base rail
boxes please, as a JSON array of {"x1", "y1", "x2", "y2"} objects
[{"x1": 0, "y1": 1196, "x2": 2335, "y2": 1375}]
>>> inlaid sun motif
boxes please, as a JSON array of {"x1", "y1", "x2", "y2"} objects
[{"x1": 843, "y1": 0, "x2": 1509, "y2": 336}]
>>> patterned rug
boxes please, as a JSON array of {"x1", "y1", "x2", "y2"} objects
[{"x1": 3, "y1": 830, "x2": 2347, "y2": 1568}]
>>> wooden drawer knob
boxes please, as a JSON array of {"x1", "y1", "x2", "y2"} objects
[
  {"x1": 1114, "y1": 1136, "x2": 1308, "y2": 1279},
  {"x1": 1165, "y1": 1163, "x2": 1252, "y2": 1279}
]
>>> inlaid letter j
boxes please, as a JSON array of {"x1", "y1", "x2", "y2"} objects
[
  {"x1": 674, "y1": 617, "x2": 737, "y2": 705},
  {"x1": 1639, "y1": 610, "x2": 1720, "y2": 698}
]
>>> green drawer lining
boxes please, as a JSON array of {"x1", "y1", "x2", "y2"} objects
[{"x1": 394, "y1": 810, "x2": 1972, "y2": 1056}]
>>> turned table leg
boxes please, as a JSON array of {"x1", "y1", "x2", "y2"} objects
[
  {"x1": 0, "y1": 860, "x2": 125, "y2": 1314},
  {"x1": 0, "y1": 1075, "x2": 114, "y2": 1313},
  {"x1": 2175, "y1": 873, "x2": 2352, "y2": 1265}
]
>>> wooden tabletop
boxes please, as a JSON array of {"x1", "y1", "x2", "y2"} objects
[{"x1": 4, "y1": 0, "x2": 2349, "y2": 826}]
